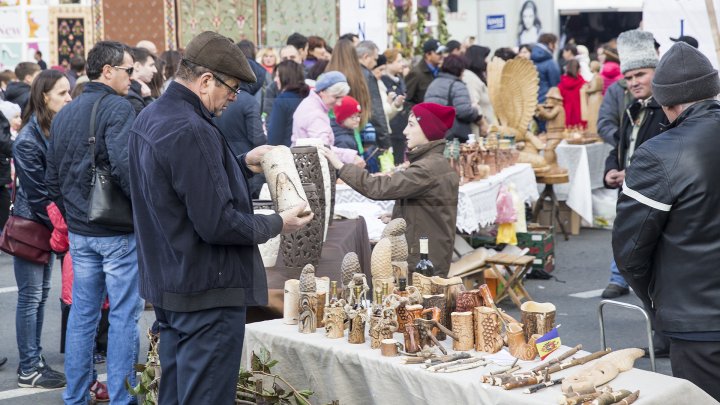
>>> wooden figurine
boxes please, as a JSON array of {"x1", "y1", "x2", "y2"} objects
[
  {"x1": 535, "y1": 87, "x2": 568, "y2": 174},
  {"x1": 298, "y1": 292, "x2": 317, "y2": 334},
  {"x1": 582, "y1": 60, "x2": 604, "y2": 136},
  {"x1": 473, "y1": 306, "x2": 504, "y2": 353},
  {"x1": 341, "y1": 252, "x2": 361, "y2": 300},
  {"x1": 455, "y1": 289, "x2": 483, "y2": 313},
  {"x1": 369, "y1": 308, "x2": 399, "y2": 349},
  {"x1": 520, "y1": 301, "x2": 556, "y2": 342},
  {"x1": 506, "y1": 322, "x2": 539, "y2": 360},
  {"x1": 451, "y1": 311, "x2": 474, "y2": 351},
  {"x1": 371, "y1": 238, "x2": 395, "y2": 292},
  {"x1": 324, "y1": 305, "x2": 346, "y2": 339},
  {"x1": 260, "y1": 146, "x2": 311, "y2": 215},
  {"x1": 345, "y1": 285, "x2": 368, "y2": 344},
  {"x1": 283, "y1": 279, "x2": 300, "y2": 325}
]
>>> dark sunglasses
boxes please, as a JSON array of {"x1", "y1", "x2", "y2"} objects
[
  {"x1": 213, "y1": 74, "x2": 240, "y2": 95},
  {"x1": 112, "y1": 65, "x2": 134, "y2": 76}
]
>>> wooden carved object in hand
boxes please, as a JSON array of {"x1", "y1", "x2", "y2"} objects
[
  {"x1": 520, "y1": 301, "x2": 556, "y2": 342},
  {"x1": 280, "y1": 184, "x2": 323, "y2": 268},
  {"x1": 451, "y1": 311, "x2": 474, "y2": 351},
  {"x1": 474, "y1": 306, "x2": 504, "y2": 353}
]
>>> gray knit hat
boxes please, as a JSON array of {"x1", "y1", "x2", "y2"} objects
[
  {"x1": 652, "y1": 41, "x2": 720, "y2": 106},
  {"x1": 618, "y1": 30, "x2": 658, "y2": 74}
]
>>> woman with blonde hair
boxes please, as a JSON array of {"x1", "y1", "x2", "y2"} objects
[
  {"x1": 326, "y1": 38, "x2": 372, "y2": 126},
  {"x1": 256, "y1": 47, "x2": 279, "y2": 74}
]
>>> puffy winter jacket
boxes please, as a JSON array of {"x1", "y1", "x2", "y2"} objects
[
  {"x1": 531, "y1": 44, "x2": 561, "y2": 103},
  {"x1": 424, "y1": 72, "x2": 479, "y2": 141},
  {"x1": 331, "y1": 119, "x2": 359, "y2": 152},
  {"x1": 4, "y1": 81, "x2": 30, "y2": 114},
  {"x1": 613, "y1": 100, "x2": 720, "y2": 335}
]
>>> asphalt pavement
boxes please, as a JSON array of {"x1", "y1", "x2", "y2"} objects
[{"x1": 0, "y1": 228, "x2": 669, "y2": 404}]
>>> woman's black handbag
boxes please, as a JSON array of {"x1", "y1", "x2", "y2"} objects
[{"x1": 87, "y1": 94, "x2": 133, "y2": 231}]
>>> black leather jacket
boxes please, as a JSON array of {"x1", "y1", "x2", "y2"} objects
[
  {"x1": 13, "y1": 115, "x2": 51, "y2": 228},
  {"x1": 613, "y1": 100, "x2": 720, "y2": 334}
]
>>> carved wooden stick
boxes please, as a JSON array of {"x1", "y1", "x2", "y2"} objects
[
  {"x1": 523, "y1": 377, "x2": 564, "y2": 394},
  {"x1": 545, "y1": 348, "x2": 612, "y2": 375},
  {"x1": 502, "y1": 375, "x2": 540, "y2": 390},
  {"x1": 591, "y1": 390, "x2": 632, "y2": 405},
  {"x1": 422, "y1": 352, "x2": 472, "y2": 367},
  {"x1": 610, "y1": 390, "x2": 639, "y2": 405},
  {"x1": 437, "y1": 360, "x2": 487, "y2": 373},
  {"x1": 426, "y1": 357, "x2": 485, "y2": 372},
  {"x1": 530, "y1": 344, "x2": 582, "y2": 373},
  {"x1": 563, "y1": 392, "x2": 601, "y2": 405}
]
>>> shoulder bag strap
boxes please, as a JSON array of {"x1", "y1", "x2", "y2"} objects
[
  {"x1": 88, "y1": 94, "x2": 110, "y2": 174},
  {"x1": 446, "y1": 80, "x2": 456, "y2": 107}
]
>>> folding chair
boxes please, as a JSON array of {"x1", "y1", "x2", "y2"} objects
[{"x1": 485, "y1": 253, "x2": 534, "y2": 308}]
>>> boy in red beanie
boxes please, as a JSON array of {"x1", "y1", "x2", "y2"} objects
[
  {"x1": 321, "y1": 102, "x2": 460, "y2": 275},
  {"x1": 331, "y1": 95, "x2": 364, "y2": 156}
]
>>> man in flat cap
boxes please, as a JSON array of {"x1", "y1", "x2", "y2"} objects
[
  {"x1": 613, "y1": 41, "x2": 720, "y2": 401},
  {"x1": 129, "y1": 32, "x2": 312, "y2": 404}
]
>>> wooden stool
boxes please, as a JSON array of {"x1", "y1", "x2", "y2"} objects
[
  {"x1": 532, "y1": 173, "x2": 570, "y2": 241},
  {"x1": 485, "y1": 253, "x2": 534, "y2": 309}
]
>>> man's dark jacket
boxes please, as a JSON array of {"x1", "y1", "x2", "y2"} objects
[
  {"x1": 267, "y1": 90, "x2": 303, "y2": 146},
  {"x1": 405, "y1": 60, "x2": 435, "y2": 107},
  {"x1": 13, "y1": 115, "x2": 52, "y2": 228},
  {"x1": 361, "y1": 65, "x2": 390, "y2": 149},
  {"x1": 126, "y1": 80, "x2": 153, "y2": 116},
  {"x1": 613, "y1": 100, "x2": 720, "y2": 335},
  {"x1": 129, "y1": 81, "x2": 282, "y2": 312},
  {"x1": 46, "y1": 82, "x2": 136, "y2": 236},
  {"x1": 604, "y1": 97, "x2": 667, "y2": 188},
  {"x1": 530, "y1": 44, "x2": 561, "y2": 103},
  {"x1": 0, "y1": 111, "x2": 13, "y2": 186},
  {"x1": 5, "y1": 81, "x2": 31, "y2": 114}
]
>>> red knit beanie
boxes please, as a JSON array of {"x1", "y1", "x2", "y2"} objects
[
  {"x1": 334, "y1": 96, "x2": 361, "y2": 124},
  {"x1": 411, "y1": 103, "x2": 456, "y2": 141}
]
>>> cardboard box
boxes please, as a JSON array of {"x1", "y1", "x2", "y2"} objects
[
  {"x1": 536, "y1": 200, "x2": 581, "y2": 235},
  {"x1": 517, "y1": 225, "x2": 556, "y2": 273}
]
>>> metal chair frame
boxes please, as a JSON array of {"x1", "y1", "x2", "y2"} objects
[{"x1": 597, "y1": 299, "x2": 655, "y2": 372}]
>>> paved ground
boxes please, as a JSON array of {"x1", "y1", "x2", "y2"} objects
[{"x1": 0, "y1": 228, "x2": 668, "y2": 404}]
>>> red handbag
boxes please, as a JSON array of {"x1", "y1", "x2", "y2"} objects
[{"x1": 0, "y1": 181, "x2": 51, "y2": 265}]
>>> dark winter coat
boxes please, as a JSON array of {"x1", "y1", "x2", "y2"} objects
[
  {"x1": 361, "y1": 65, "x2": 390, "y2": 149},
  {"x1": 604, "y1": 97, "x2": 667, "y2": 188},
  {"x1": 0, "y1": 111, "x2": 12, "y2": 186},
  {"x1": 597, "y1": 79, "x2": 632, "y2": 146},
  {"x1": 613, "y1": 100, "x2": 720, "y2": 335},
  {"x1": 424, "y1": 72, "x2": 479, "y2": 142},
  {"x1": 531, "y1": 44, "x2": 561, "y2": 103},
  {"x1": 339, "y1": 140, "x2": 459, "y2": 275},
  {"x1": 267, "y1": 90, "x2": 304, "y2": 147},
  {"x1": 126, "y1": 80, "x2": 154, "y2": 116},
  {"x1": 46, "y1": 82, "x2": 136, "y2": 236},
  {"x1": 13, "y1": 115, "x2": 51, "y2": 228},
  {"x1": 405, "y1": 60, "x2": 436, "y2": 107},
  {"x1": 5, "y1": 81, "x2": 31, "y2": 114},
  {"x1": 129, "y1": 81, "x2": 282, "y2": 311},
  {"x1": 331, "y1": 119, "x2": 359, "y2": 152}
]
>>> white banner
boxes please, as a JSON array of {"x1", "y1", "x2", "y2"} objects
[{"x1": 339, "y1": 0, "x2": 388, "y2": 50}]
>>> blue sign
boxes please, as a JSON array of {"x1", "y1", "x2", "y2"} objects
[{"x1": 486, "y1": 14, "x2": 506, "y2": 31}]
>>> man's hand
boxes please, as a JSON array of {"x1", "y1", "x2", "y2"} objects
[
  {"x1": 318, "y1": 146, "x2": 344, "y2": 170},
  {"x1": 605, "y1": 169, "x2": 626, "y2": 188},
  {"x1": 140, "y1": 81, "x2": 152, "y2": 98},
  {"x1": 352, "y1": 155, "x2": 366, "y2": 168},
  {"x1": 279, "y1": 203, "x2": 314, "y2": 234},
  {"x1": 245, "y1": 145, "x2": 274, "y2": 173},
  {"x1": 392, "y1": 94, "x2": 406, "y2": 108}
]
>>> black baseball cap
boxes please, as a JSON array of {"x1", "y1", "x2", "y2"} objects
[
  {"x1": 670, "y1": 35, "x2": 699, "y2": 48},
  {"x1": 423, "y1": 39, "x2": 447, "y2": 54}
]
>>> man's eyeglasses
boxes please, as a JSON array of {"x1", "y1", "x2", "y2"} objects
[
  {"x1": 113, "y1": 66, "x2": 134, "y2": 76},
  {"x1": 213, "y1": 74, "x2": 240, "y2": 95}
]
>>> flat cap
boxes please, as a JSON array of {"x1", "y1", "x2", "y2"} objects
[{"x1": 185, "y1": 31, "x2": 256, "y2": 83}]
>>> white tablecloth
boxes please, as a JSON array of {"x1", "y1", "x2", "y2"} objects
[
  {"x1": 335, "y1": 163, "x2": 539, "y2": 234},
  {"x1": 555, "y1": 141, "x2": 613, "y2": 224},
  {"x1": 244, "y1": 319, "x2": 717, "y2": 405}
]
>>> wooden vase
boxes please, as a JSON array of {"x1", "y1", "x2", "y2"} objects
[
  {"x1": 291, "y1": 145, "x2": 330, "y2": 241},
  {"x1": 473, "y1": 306, "x2": 503, "y2": 353},
  {"x1": 456, "y1": 289, "x2": 483, "y2": 313},
  {"x1": 298, "y1": 292, "x2": 317, "y2": 334},
  {"x1": 260, "y1": 145, "x2": 311, "y2": 215},
  {"x1": 323, "y1": 306, "x2": 345, "y2": 339},
  {"x1": 422, "y1": 294, "x2": 447, "y2": 340},
  {"x1": 520, "y1": 301, "x2": 556, "y2": 342},
  {"x1": 283, "y1": 279, "x2": 300, "y2": 325},
  {"x1": 348, "y1": 314, "x2": 366, "y2": 344},
  {"x1": 281, "y1": 184, "x2": 324, "y2": 268},
  {"x1": 451, "y1": 311, "x2": 474, "y2": 351}
]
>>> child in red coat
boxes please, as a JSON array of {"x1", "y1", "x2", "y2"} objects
[{"x1": 558, "y1": 59, "x2": 587, "y2": 128}]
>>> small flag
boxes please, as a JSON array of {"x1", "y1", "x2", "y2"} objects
[{"x1": 535, "y1": 327, "x2": 561, "y2": 360}]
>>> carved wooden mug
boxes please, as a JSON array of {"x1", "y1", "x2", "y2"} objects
[{"x1": 380, "y1": 338, "x2": 403, "y2": 357}]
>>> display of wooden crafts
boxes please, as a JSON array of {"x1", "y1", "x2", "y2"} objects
[
  {"x1": 412, "y1": 273, "x2": 433, "y2": 295},
  {"x1": 371, "y1": 238, "x2": 395, "y2": 292},
  {"x1": 451, "y1": 311, "x2": 474, "y2": 351},
  {"x1": 506, "y1": 322, "x2": 540, "y2": 360},
  {"x1": 324, "y1": 305, "x2": 346, "y2": 339},
  {"x1": 281, "y1": 184, "x2": 323, "y2": 268},
  {"x1": 520, "y1": 301, "x2": 556, "y2": 342},
  {"x1": 565, "y1": 125, "x2": 602, "y2": 145},
  {"x1": 487, "y1": 58, "x2": 550, "y2": 174},
  {"x1": 423, "y1": 294, "x2": 448, "y2": 340},
  {"x1": 455, "y1": 289, "x2": 484, "y2": 313},
  {"x1": 414, "y1": 317, "x2": 459, "y2": 355},
  {"x1": 283, "y1": 279, "x2": 300, "y2": 325},
  {"x1": 562, "y1": 348, "x2": 644, "y2": 395},
  {"x1": 291, "y1": 144, "x2": 331, "y2": 241},
  {"x1": 341, "y1": 252, "x2": 361, "y2": 299},
  {"x1": 396, "y1": 301, "x2": 423, "y2": 333},
  {"x1": 535, "y1": 87, "x2": 568, "y2": 175},
  {"x1": 369, "y1": 308, "x2": 399, "y2": 349},
  {"x1": 260, "y1": 146, "x2": 312, "y2": 215},
  {"x1": 345, "y1": 273, "x2": 369, "y2": 307},
  {"x1": 298, "y1": 292, "x2": 318, "y2": 334},
  {"x1": 381, "y1": 218, "x2": 409, "y2": 281},
  {"x1": 474, "y1": 306, "x2": 504, "y2": 353},
  {"x1": 427, "y1": 276, "x2": 465, "y2": 332}
]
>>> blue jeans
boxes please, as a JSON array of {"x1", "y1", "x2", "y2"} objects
[
  {"x1": 609, "y1": 259, "x2": 629, "y2": 288},
  {"x1": 14, "y1": 255, "x2": 55, "y2": 373},
  {"x1": 63, "y1": 233, "x2": 142, "y2": 405}
]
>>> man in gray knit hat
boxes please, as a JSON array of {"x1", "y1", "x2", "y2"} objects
[
  {"x1": 613, "y1": 41, "x2": 720, "y2": 401},
  {"x1": 601, "y1": 29, "x2": 669, "y2": 302}
]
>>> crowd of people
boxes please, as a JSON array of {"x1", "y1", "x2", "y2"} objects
[{"x1": 0, "y1": 22, "x2": 718, "y2": 404}]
